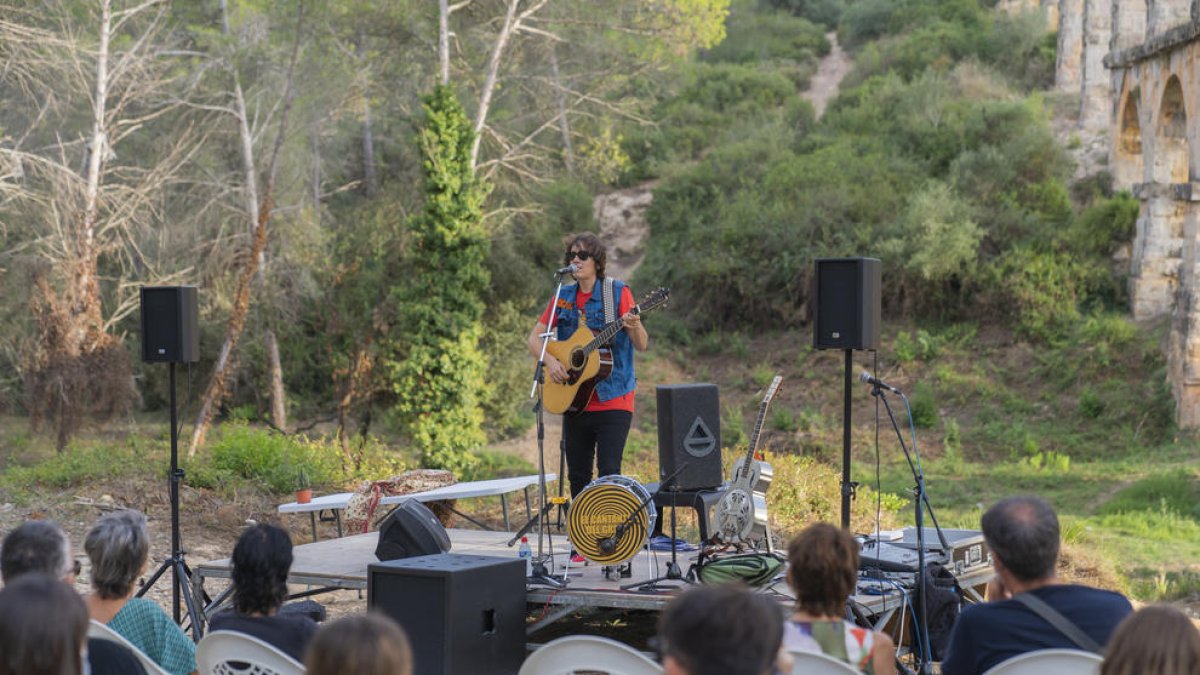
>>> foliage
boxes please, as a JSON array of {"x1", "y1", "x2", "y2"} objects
[
  {"x1": 760, "y1": 0, "x2": 845, "y2": 29},
  {"x1": 387, "y1": 86, "x2": 491, "y2": 478},
  {"x1": 208, "y1": 423, "x2": 338, "y2": 493},
  {"x1": 703, "y1": 7, "x2": 829, "y2": 65},
  {"x1": 768, "y1": 453, "x2": 905, "y2": 539}
]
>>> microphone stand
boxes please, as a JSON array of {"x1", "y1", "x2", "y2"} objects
[
  {"x1": 520, "y1": 267, "x2": 575, "y2": 589},
  {"x1": 867, "y1": 381, "x2": 947, "y2": 675}
]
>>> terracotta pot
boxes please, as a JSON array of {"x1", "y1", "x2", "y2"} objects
[{"x1": 295, "y1": 488, "x2": 313, "y2": 504}]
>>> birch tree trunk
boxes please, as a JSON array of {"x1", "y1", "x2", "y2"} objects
[
  {"x1": 439, "y1": 0, "x2": 450, "y2": 86},
  {"x1": 549, "y1": 47, "x2": 574, "y2": 172},
  {"x1": 357, "y1": 31, "x2": 376, "y2": 197},
  {"x1": 190, "y1": 0, "x2": 305, "y2": 455},
  {"x1": 265, "y1": 329, "x2": 287, "y2": 430}
]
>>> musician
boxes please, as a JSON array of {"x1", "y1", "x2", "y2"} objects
[{"x1": 527, "y1": 233, "x2": 649, "y2": 505}]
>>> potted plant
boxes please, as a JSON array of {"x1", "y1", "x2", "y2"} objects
[{"x1": 295, "y1": 467, "x2": 312, "y2": 504}]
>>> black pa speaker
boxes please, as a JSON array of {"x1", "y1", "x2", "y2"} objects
[
  {"x1": 375, "y1": 499, "x2": 452, "y2": 561},
  {"x1": 813, "y1": 258, "x2": 881, "y2": 351},
  {"x1": 657, "y1": 383, "x2": 722, "y2": 491},
  {"x1": 140, "y1": 286, "x2": 199, "y2": 363},
  {"x1": 368, "y1": 554, "x2": 526, "y2": 675}
]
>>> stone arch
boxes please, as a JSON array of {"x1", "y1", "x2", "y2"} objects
[
  {"x1": 1114, "y1": 88, "x2": 1144, "y2": 186},
  {"x1": 1153, "y1": 75, "x2": 1188, "y2": 184}
]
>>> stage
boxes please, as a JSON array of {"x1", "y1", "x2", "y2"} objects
[{"x1": 192, "y1": 528, "x2": 991, "y2": 638}]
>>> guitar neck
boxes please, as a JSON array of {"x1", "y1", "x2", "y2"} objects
[
  {"x1": 743, "y1": 399, "x2": 769, "y2": 466},
  {"x1": 581, "y1": 306, "x2": 640, "y2": 356}
]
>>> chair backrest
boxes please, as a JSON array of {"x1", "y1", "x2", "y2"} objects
[
  {"x1": 196, "y1": 630, "x2": 305, "y2": 675},
  {"x1": 788, "y1": 650, "x2": 862, "y2": 675},
  {"x1": 982, "y1": 648, "x2": 1103, "y2": 675},
  {"x1": 519, "y1": 635, "x2": 663, "y2": 675},
  {"x1": 88, "y1": 619, "x2": 171, "y2": 675}
]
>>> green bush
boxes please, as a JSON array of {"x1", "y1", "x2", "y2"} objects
[
  {"x1": 703, "y1": 10, "x2": 828, "y2": 64},
  {"x1": 209, "y1": 423, "x2": 338, "y2": 493},
  {"x1": 906, "y1": 382, "x2": 939, "y2": 429}
]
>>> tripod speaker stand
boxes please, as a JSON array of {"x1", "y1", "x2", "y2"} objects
[{"x1": 138, "y1": 286, "x2": 204, "y2": 638}]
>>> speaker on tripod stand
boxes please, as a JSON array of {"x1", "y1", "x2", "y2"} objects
[{"x1": 138, "y1": 286, "x2": 204, "y2": 637}]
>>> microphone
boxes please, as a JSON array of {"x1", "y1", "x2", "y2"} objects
[
  {"x1": 598, "y1": 536, "x2": 617, "y2": 555},
  {"x1": 556, "y1": 264, "x2": 577, "y2": 275},
  {"x1": 860, "y1": 371, "x2": 902, "y2": 394}
]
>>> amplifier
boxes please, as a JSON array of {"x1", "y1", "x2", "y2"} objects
[{"x1": 891, "y1": 527, "x2": 991, "y2": 576}]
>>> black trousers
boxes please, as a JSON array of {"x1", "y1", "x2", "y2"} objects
[{"x1": 562, "y1": 410, "x2": 633, "y2": 499}]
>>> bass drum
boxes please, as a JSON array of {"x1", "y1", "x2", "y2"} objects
[{"x1": 567, "y1": 475, "x2": 658, "y2": 565}]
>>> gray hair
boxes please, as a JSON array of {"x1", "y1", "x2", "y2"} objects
[
  {"x1": 0, "y1": 520, "x2": 72, "y2": 582},
  {"x1": 84, "y1": 510, "x2": 150, "y2": 600},
  {"x1": 981, "y1": 495, "x2": 1060, "y2": 582}
]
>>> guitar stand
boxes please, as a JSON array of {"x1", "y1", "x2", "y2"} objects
[{"x1": 625, "y1": 485, "x2": 695, "y2": 591}]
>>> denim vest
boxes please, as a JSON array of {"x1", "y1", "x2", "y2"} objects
[{"x1": 554, "y1": 280, "x2": 636, "y2": 402}]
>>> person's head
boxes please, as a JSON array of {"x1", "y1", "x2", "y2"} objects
[
  {"x1": 980, "y1": 495, "x2": 1060, "y2": 583},
  {"x1": 0, "y1": 519, "x2": 76, "y2": 583},
  {"x1": 85, "y1": 509, "x2": 150, "y2": 600},
  {"x1": 1101, "y1": 605, "x2": 1200, "y2": 675},
  {"x1": 786, "y1": 522, "x2": 859, "y2": 618},
  {"x1": 564, "y1": 232, "x2": 607, "y2": 279},
  {"x1": 0, "y1": 573, "x2": 89, "y2": 675},
  {"x1": 657, "y1": 584, "x2": 783, "y2": 675},
  {"x1": 231, "y1": 523, "x2": 293, "y2": 616},
  {"x1": 305, "y1": 612, "x2": 413, "y2": 675}
]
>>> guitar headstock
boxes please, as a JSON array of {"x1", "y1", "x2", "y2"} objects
[
  {"x1": 763, "y1": 375, "x2": 783, "y2": 404},
  {"x1": 635, "y1": 287, "x2": 670, "y2": 315}
]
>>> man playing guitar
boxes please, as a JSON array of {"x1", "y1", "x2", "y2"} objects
[{"x1": 526, "y1": 233, "x2": 649, "y2": 560}]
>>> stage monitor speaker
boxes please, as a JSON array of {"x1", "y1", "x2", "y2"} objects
[
  {"x1": 813, "y1": 257, "x2": 881, "y2": 351},
  {"x1": 368, "y1": 553, "x2": 526, "y2": 675},
  {"x1": 656, "y1": 383, "x2": 722, "y2": 491},
  {"x1": 140, "y1": 286, "x2": 199, "y2": 363},
  {"x1": 374, "y1": 499, "x2": 452, "y2": 561}
]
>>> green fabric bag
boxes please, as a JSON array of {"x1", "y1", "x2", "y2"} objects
[{"x1": 696, "y1": 551, "x2": 786, "y2": 587}]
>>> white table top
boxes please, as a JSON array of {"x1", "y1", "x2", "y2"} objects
[{"x1": 277, "y1": 473, "x2": 557, "y2": 514}]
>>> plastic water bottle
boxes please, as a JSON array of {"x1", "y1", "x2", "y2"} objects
[{"x1": 518, "y1": 536, "x2": 532, "y2": 573}]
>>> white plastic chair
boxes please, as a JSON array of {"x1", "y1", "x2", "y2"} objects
[
  {"x1": 982, "y1": 648, "x2": 1103, "y2": 675},
  {"x1": 88, "y1": 619, "x2": 171, "y2": 675},
  {"x1": 788, "y1": 650, "x2": 861, "y2": 675},
  {"x1": 196, "y1": 630, "x2": 305, "y2": 675},
  {"x1": 519, "y1": 635, "x2": 663, "y2": 675}
]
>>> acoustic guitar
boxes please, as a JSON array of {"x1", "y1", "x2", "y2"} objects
[
  {"x1": 715, "y1": 375, "x2": 782, "y2": 545},
  {"x1": 542, "y1": 287, "x2": 669, "y2": 415}
]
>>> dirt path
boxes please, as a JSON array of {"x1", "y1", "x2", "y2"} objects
[{"x1": 805, "y1": 32, "x2": 853, "y2": 119}]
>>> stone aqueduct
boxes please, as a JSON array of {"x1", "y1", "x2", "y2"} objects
[{"x1": 1003, "y1": 0, "x2": 1200, "y2": 426}]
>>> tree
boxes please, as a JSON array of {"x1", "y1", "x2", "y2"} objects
[
  {"x1": 0, "y1": 0, "x2": 191, "y2": 450},
  {"x1": 388, "y1": 85, "x2": 490, "y2": 476}
]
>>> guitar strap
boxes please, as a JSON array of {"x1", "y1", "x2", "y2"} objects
[{"x1": 601, "y1": 277, "x2": 617, "y2": 345}]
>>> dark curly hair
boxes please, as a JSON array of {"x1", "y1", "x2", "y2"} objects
[
  {"x1": 657, "y1": 585, "x2": 782, "y2": 675},
  {"x1": 231, "y1": 524, "x2": 293, "y2": 615},
  {"x1": 563, "y1": 232, "x2": 608, "y2": 278},
  {"x1": 787, "y1": 522, "x2": 859, "y2": 617}
]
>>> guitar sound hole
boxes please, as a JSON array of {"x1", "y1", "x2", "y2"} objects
[{"x1": 570, "y1": 350, "x2": 586, "y2": 369}]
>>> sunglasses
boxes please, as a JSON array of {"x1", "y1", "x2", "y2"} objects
[{"x1": 565, "y1": 250, "x2": 594, "y2": 262}]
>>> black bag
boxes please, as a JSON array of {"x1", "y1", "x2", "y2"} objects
[{"x1": 918, "y1": 561, "x2": 962, "y2": 661}]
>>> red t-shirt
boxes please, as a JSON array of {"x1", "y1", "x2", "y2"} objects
[{"x1": 539, "y1": 285, "x2": 636, "y2": 412}]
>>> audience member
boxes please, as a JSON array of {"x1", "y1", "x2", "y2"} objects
[
  {"x1": 657, "y1": 584, "x2": 787, "y2": 675},
  {"x1": 84, "y1": 510, "x2": 198, "y2": 675},
  {"x1": 1101, "y1": 604, "x2": 1200, "y2": 675},
  {"x1": 305, "y1": 613, "x2": 414, "y2": 675},
  {"x1": 209, "y1": 523, "x2": 316, "y2": 662},
  {"x1": 1, "y1": 520, "x2": 148, "y2": 675},
  {"x1": 0, "y1": 573, "x2": 89, "y2": 675},
  {"x1": 785, "y1": 523, "x2": 897, "y2": 675},
  {"x1": 941, "y1": 496, "x2": 1132, "y2": 675}
]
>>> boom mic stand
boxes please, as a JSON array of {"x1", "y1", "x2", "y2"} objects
[
  {"x1": 865, "y1": 374, "x2": 948, "y2": 675},
  {"x1": 625, "y1": 465, "x2": 693, "y2": 591},
  {"x1": 518, "y1": 266, "x2": 575, "y2": 588}
]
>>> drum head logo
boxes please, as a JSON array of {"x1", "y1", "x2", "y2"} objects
[{"x1": 684, "y1": 417, "x2": 716, "y2": 457}]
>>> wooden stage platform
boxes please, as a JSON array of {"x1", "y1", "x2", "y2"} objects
[{"x1": 192, "y1": 527, "x2": 991, "y2": 639}]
